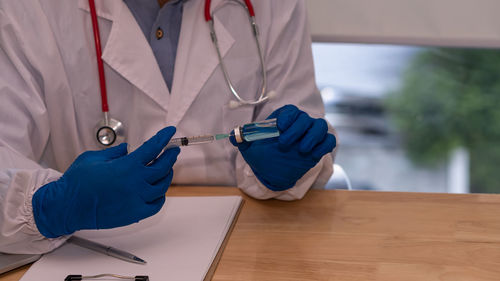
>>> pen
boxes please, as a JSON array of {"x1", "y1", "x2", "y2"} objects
[{"x1": 67, "y1": 236, "x2": 147, "y2": 264}]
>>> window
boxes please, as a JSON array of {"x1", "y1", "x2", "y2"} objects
[{"x1": 314, "y1": 43, "x2": 500, "y2": 194}]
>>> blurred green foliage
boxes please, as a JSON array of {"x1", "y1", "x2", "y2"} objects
[{"x1": 385, "y1": 48, "x2": 500, "y2": 193}]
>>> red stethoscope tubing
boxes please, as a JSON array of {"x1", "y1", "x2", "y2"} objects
[
  {"x1": 204, "y1": 0, "x2": 255, "y2": 22},
  {"x1": 88, "y1": 0, "x2": 109, "y2": 113}
]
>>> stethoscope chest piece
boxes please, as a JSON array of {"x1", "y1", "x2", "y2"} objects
[{"x1": 95, "y1": 113, "x2": 125, "y2": 146}]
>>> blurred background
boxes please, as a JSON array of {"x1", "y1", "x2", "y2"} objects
[
  {"x1": 305, "y1": 0, "x2": 500, "y2": 193},
  {"x1": 314, "y1": 44, "x2": 500, "y2": 194}
]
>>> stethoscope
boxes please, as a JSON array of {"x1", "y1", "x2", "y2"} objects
[{"x1": 89, "y1": 0, "x2": 270, "y2": 146}]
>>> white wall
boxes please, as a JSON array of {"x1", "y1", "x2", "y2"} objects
[{"x1": 306, "y1": 0, "x2": 500, "y2": 47}]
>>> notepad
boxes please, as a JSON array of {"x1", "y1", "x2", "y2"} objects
[{"x1": 19, "y1": 196, "x2": 243, "y2": 281}]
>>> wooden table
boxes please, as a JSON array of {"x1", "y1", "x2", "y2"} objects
[{"x1": 2, "y1": 186, "x2": 500, "y2": 281}]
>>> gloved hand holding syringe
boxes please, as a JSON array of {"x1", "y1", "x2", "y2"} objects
[
  {"x1": 32, "y1": 106, "x2": 335, "y2": 239},
  {"x1": 163, "y1": 118, "x2": 280, "y2": 149},
  {"x1": 167, "y1": 105, "x2": 336, "y2": 192}
]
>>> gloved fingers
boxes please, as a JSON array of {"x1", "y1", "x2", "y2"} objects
[
  {"x1": 128, "y1": 127, "x2": 176, "y2": 165},
  {"x1": 272, "y1": 105, "x2": 301, "y2": 131},
  {"x1": 267, "y1": 104, "x2": 298, "y2": 118},
  {"x1": 140, "y1": 169, "x2": 174, "y2": 203},
  {"x1": 229, "y1": 135, "x2": 237, "y2": 146},
  {"x1": 138, "y1": 196, "x2": 166, "y2": 220},
  {"x1": 144, "y1": 147, "x2": 180, "y2": 183},
  {"x1": 311, "y1": 133, "x2": 337, "y2": 160},
  {"x1": 279, "y1": 112, "x2": 314, "y2": 146},
  {"x1": 299, "y1": 118, "x2": 328, "y2": 153},
  {"x1": 229, "y1": 134, "x2": 251, "y2": 151},
  {"x1": 97, "y1": 143, "x2": 128, "y2": 160}
]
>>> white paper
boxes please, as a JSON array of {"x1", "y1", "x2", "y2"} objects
[{"x1": 20, "y1": 196, "x2": 242, "y2": 281}]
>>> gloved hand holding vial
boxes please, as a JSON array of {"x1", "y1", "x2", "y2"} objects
[
  {"x1": 164, "y1": 105, "x2": 336, "y2": 191},
  {"x1": 230, "y1": 105, "x2": 336, "y2": 191}
]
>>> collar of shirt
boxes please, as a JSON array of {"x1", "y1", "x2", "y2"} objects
[{"x1": 123, "y1": 0, "x2": 188, "y2": 92}]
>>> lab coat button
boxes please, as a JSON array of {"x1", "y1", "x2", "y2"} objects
[{"x1": 156, "y1": 28, "x2": 164, "y2": 40}]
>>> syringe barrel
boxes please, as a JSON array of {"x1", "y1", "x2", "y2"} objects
[
  {"x1": 233, "y1": 118, "x2": 280, "y2": 143},
  {"x1": 165, "y1": 135, "x2": 215, "y2": 149},
  {"x1": 164, "y1": 137, "x2": 186, "y2": 149}
]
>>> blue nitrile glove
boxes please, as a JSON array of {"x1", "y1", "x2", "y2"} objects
[
  {"x1": 32, "y1": 127, "x2": 180, "y2": 238},
  {"x1": 231, "y1": 105, "x2": 336, "y2": 191}
]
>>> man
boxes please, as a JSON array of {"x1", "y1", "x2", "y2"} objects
[{"x1": 0, "y1": 0, "x2": 336, "y2": 253}]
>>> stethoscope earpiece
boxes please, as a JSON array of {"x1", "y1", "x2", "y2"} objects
[
  {"x1": 228, "y1": 100, "x2": 241, "y2": 109},
  {"x1": 266, "y1": 90, "x2": 277, "y2": 99}
]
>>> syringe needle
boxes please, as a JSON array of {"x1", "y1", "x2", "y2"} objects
[{"x1": 215, "y1": 134, "x2": 229, "y2": 140}]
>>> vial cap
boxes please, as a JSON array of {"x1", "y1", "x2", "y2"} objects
[{"x1": 234, "y1": 126, "x2": 243, "y2": 143}]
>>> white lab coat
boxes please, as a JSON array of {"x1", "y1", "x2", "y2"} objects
[{"x1": 0, "y1": 0, "x2": 334, "y2": 254}]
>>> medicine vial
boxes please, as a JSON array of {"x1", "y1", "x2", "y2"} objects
[{"x1": 231, "y1": 118, "x2": 280, "y2": 143}]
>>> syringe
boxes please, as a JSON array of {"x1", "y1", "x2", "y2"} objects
[
  {"x1": 164, "y1": 134, "x2": 229, "y2": 149},
  {"x1": 163, "y1": 119, "x2": 280, "y2": 149}
]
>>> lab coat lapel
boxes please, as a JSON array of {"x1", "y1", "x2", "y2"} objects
[
  {"x1": 168, "y1": 0, "x2": 234, "y2": 127},
  {"x1": 78, "y1": 0, "x2": 170, "y2": 111},
  {"x1": 77, "y1": 0, "x2": 116, "y2": 20}
]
